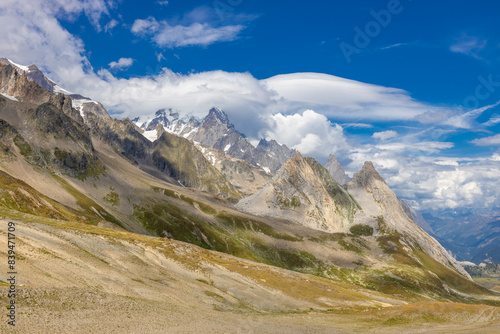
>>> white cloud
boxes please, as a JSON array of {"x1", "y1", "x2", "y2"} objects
[
  {"x1": 450, "y1": 34, "x2": 487, "y2": 59},
  {"x1": 108, "y1": 57, "x2": 134, "y2": 70},
  {"x1": 375, "y1": 141, "x2": 454, "y2": 153},
  {"x1": 1, "y1": 0, "x2": 498, "y2": 213},
  {"x1": 263, "y1": 110, "x2": 348, "y2": 159},
  {"x1": 104, "y1": 19, "x2": 118, "y2": 33},
  {"x1": 471, "y1": 134, "x2": 500, "y2": 146},
  {"x1": 131, "y1": 16, "x2": 244, "y2": 48},
  {"x1": 157, "y1": 0, "x2": 169, "y2": 6},
  {"x1": 482, "y1": 115, "x2": 500, "y2": 127},
  {"x1": 345, "y1": 148, "x2": 500, "y2": 212},
  {"x1": 443, "y1": 100, "x2": 500, "y2": 128},
  {"x1": 342, "y1": 123, "x2": 373, "y2": 129},
  {"x1": 131, "y1": 17, "x2": 160, "y2": 35},
  {"x1": 262, "y1": 73, "x2": 452, "y2": 122},
  {"x1": 372, "y1": 130, "x2": 398, "y2": 141}
]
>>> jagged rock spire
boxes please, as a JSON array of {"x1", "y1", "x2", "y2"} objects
[{"x1": 324, "y1": 154, "x2": 350, "y2": 185}]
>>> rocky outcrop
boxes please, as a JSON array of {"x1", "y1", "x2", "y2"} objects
[
  {"x1": 256, "y1": 138, "x2": 295, "y2": 171},
  {"x1": 152, "y1": 132, "x2": 242, "y2": 200},
  {"x1": 77, "y1": 100, "x2": 111, "y2": 120},
  {"x1": 194, "y1": 142, "x2": 271, "y2": 197},
  {"x1": 347, "y1": 161, "x2": 470, "y2": 278},
  {"x1": 236, "y1": 152, "x2": 351, "y2": 232},
  {"x1": 324, "y1": 154, "x2": 350, "y2": 185},
  {"x1": 190, "y1": 108, "x2": 293, "y2": 173},
  {"x1": 0, "y1": 62, "x2": 51, "y2": 103},
  {"x1": 49, "y1": 93, "x2": 84, "y2": 124}
]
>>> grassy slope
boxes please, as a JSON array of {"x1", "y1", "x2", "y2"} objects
[
  {"x1": 0, "y1": 216, "x2": 498, "y2": 333},
  {"x1": 132, "y1": 186, "x2": 499, "y2": 305}
]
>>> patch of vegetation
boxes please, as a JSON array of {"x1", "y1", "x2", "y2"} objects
[
  {"x1": 53, "y1": 148, "x2": 105, "y2": 180},
  {"x1": 290, "y1": 195, "x2": 301, "y2": 208},
  {"x1": 154, "y1": 186, "x2": 218, "y2": 215},
  {"x1": 133, "y1": 201, "x2": 257, "y2": 260},
  {"x1": 464, "y1": 262, "x2": 500, "y2": 277},
  {"x1": 103, "y1": 191, "x2": 120, "y2": 207},
  {"x1": 216, "y1": 211, "x2": 302, "y2": 241},
  {"x1": 318, "y1": 233, "x2": 369, "y2": 254},
  {"x1": 414, "y1": 249, "x2": 494, "y2": 298},
  {"x1": 133, "y1": 201, "x2": 318, "y2": 273},
  {"x1": 338, "y1": 238, "x2": 365, "y2": 254},
  {"x1": 51, "y1": 174, "x2": 123, "y2": 227},
  {"x1": 364, "y1": 269, "x2": 426, "y2": 298},
  {"x1": 251, "y1": 239, "x2": 323, "y2": 271},
  {"x1": 350, "y1": 224, "x2": 374, "y2": 236},
  {"x1": 13, "y1": 134, "x2": 31, "y2": 156},
  {"x1": 0, "y1": 170, "x2": 72, "y2": 220}
]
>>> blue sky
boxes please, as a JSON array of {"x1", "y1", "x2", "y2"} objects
[{"x1": 1, "y1": 0, "x2": 500, "y2": 213}]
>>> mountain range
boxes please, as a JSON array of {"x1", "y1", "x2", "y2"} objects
[{"x1": 0, "y1": 57, "x2": 498, "y2": 332}]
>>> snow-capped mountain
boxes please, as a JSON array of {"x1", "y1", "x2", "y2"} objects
[
  {"x1": 135, "y1": 107, "x2": 295, "y2": 174},
  {"x1": 0, "y1": 58, "x2": 106, "y2": 118},
  {"x1": 134, "y1": 108, "x2": 201, "y2": 142}
]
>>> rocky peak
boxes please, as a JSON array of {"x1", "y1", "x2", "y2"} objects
[
  {"x1": 324, "y1": 154, "x2": 350, "y2": 185},
  {"x1": 352, "y1": 161, "x2": 386, "y2": 188},
  {"x1": 256, "y1": 138, "x2": 279, "y2": 150},
  {"x1": 48, "y1": 93, "x2": 84, "y2": 124},
  {"x1": 274, "y1": 151, "x2": 309, "y2": 181},
  {"x1": 145, "y1": 108, "x2": 174, "y2": 131},
  {"x1": 236, "y1": 151, "x2": 352, "y2": 233},
  {"x1": 0, "y1": 58, "x2": 57, "y2": 93},
  {"x1": 0, "y1": 62, "x2": 51, "y2": 103},
  {"x1": 257, "y1": 138, "x2": 296, "y2": 164},
  {"x1": 206, "y1": 107, "x2": 234, "y2": 129}
]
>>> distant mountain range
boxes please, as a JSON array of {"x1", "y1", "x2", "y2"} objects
[
  {"x1": 134, "y1": 106, "x2": 296, "y2": 174},
  {"x1": 1, "y1": 57, "x2": 497, "y2": 309}
]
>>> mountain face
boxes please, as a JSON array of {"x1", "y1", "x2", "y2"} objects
[
  {"x1": 136, "y1": 108, "x2": 200, "y2": 141},
  {"x1": 0, "y1": 60, "x2": 52, "y2": 103},
  {"x1": 347, "y1": 162, "x2": 470, "y2": 277},
  {"x1": 136, "y1": 107, "x2": 295, "y2": 174},
  {"x1": 0, "y1": 61, "x2": 240, "y2": 200},
  {"x1": 84, "y1": 110, "x2": 241, "y2": 200},
  {"x1": 236, "y1": 152, "x2": 358, "y2": 233},
  {"x1": 1, "y1": 58, "x2": 495, "y2": 315},
  {"x1": 324, "y1": 154, "x2": 350, "y2": 185},
  {"x1": 193, "y1": 142, "x2": 271, "y2": 196}
]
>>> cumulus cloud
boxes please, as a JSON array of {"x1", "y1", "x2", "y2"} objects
[
  {"x1": 108, "y1": 57, "x2": 134, "y2": 70},
  {"x1": 345, "y1": 147, "x2": 500, "y2": 212},
  {"x1": 1, "y1": 0, "x2": 498, "y2": 213},
  {"x1": 263, "y1": 110, "x2": 348, "y2": 159},
  {"x1": 372, "y1": 130, "x2": 398, "y2": 141}
]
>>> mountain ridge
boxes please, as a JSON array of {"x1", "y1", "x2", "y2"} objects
[{"x1": 1, "y1": 58, "x2": 495, "y2": 317}]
